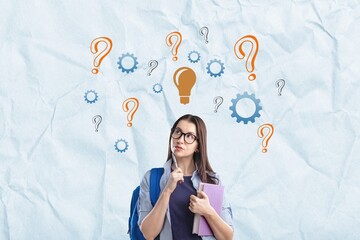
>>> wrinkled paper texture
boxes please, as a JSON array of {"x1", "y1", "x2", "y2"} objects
[{"x1": 0, "y1": 0, "x2": 360, "y2": 239}]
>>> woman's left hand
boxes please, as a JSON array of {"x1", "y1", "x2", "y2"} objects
[{"x1": 189, "y1": 191, "x2": 214, "y2": 216}]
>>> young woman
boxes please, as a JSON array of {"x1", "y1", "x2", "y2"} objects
[{"x1": 138, "y1": 114, "x2": 233, "y2": 240}]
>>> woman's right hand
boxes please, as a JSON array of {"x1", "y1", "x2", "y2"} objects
[{"x1": 164, "y1": 167, "x2": 184, "y2": 193}]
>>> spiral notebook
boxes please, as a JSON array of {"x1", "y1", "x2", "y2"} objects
[{"x1": 192, "y1": 182, "x2": 224, "y2": 236}]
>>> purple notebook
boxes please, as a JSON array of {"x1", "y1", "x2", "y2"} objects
[{"x1": 192, "y1": 183, "x2": 224, "y2": 236}]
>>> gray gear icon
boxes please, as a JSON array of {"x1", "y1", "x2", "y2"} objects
[
  {"x1": 188, "y1": 50, "x2": 201, "y2": 63},
  {"x1": 153, "y1": 83, "x2": 163, "y2": 93},
  {"x1": 114, "y1": 139, "x2": 129, "y2": 153},
  {"x1": 84, "y1": 90, "x2": 98, "y2": 104},
  {"x1": 229, "y1": 92, "x2": 262, "y2": 124},
  {"x1": 206, "y1": 59, "x2": 225, "y2": 77},
  {"x1": 117, "y1": 53, "x2": 138, "y2": 73}
]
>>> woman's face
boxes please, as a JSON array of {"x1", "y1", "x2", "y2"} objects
[{"x1": 171, "y1": 120, "x2": 199, "y2": 160}]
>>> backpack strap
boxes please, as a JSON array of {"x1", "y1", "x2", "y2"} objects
[{"x1": 149, "y1": 168, "x2": 164, "y2": 206}]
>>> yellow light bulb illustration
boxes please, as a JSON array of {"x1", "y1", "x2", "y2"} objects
[{"x1": 173, "y1": 67, "x2": 196, "y2": 104}]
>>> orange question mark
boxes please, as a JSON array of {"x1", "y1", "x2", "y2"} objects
[
  {"x1": 90, "y1": 36, "x2": 113, "y2": 74},
  {"x1": 234, "y1": 35, "x2": 259, "y2": 81},
  {"x1": 166, "y1": 31, "x2": 182, "y2": 61},
  {"x1": 122, "y1": 97, "x2": 139, "y2": 127},
  {"x1": 257, "y1": 123, "x2": 274, "y2": 153}
]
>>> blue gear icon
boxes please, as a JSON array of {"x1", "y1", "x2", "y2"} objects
[
  {"x1": 84, "y1": 90, "x2": 98, "y2": 104},
  {"x1": 114, "y1": 139, "x2": 129, "y2": 153},
  {"x1": 117, "y1": 53, "x2": 138, "y2": 73},
  {"x1": 206, "y1": 59, "x2": 225, "y2": 77},
  {"x1": 188, "y1": 50, "x2": 201, "y2": 63},
  {"x1": 153, "y1": 83, "x2": 163, "y2": 93},
  {"x1": 229, "y1": 92, "x2": 262, "y2": 124}
]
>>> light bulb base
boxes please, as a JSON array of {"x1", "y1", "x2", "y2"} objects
[{"x1": 180, "y1": 96, "x2": 190, "y2": 104}]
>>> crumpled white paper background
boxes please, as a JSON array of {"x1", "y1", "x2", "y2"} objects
[{"x1": 1, "y1": 0, "x2": 360, "y2": 239}]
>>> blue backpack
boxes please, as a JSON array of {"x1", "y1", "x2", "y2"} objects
[{"x1": 128, "y1": 168, "x2": 164, "y2": 240}]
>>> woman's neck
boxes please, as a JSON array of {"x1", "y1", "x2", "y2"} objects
[{"x1": 174, "y1": 157, "x2": 196, "y2": 176}]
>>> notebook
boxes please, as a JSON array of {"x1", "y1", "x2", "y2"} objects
[{"x1": 192, "y1": 182, "x2": 224, "y2": 236}]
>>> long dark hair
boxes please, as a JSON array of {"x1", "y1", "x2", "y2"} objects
[{"x1": 167, "y1": 114, "x2": 218, "y2": 184}]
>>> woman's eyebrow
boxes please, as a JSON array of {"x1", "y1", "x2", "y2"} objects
[{"x1": 176, "y1": 127, "x2": 196, "y2": 135}]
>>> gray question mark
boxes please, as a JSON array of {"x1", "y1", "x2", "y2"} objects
[
  {"x1": 147, "y1": 60, "x2": 158, "y2": 76},
  {"x1": 275, "y1": 79, "x2": 285, "y2": 96},
  {"x1": 199, "y1": 26, "x2": 209, "y2": 44},
  {"x1": 213, "y1": 96, "x2": 223, "y2": 113},
  {"x1": 92, "y1": 115, "x2": 102, "y2": 132}
]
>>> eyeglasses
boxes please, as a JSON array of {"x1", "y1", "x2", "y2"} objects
[{"x1": 171, "y1": 127, "x2": 198, "y2": 144}]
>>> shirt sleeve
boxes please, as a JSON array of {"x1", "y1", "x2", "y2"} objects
[
  {"x1": 217, "y1": 175, "x2": 234, "y2": 227},
  {"x1": 137, "y1": 170, "x2": 152, "y2": 226},
  {"x1": 221, "y1": 192, "x2": 234, "y2": 228}
]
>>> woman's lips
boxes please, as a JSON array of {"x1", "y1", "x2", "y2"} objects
[{"x1": 174, "y1": 146, "x2": 183, "y2": 151}]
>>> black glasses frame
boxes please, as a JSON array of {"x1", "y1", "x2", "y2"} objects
[{"x1": 171, "y1": 127, "x2": 198, "y2": 144}]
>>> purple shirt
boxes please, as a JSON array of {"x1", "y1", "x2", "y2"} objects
[{"x1": 169, "y1": 176, "x2": 202, "y2": 240}]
